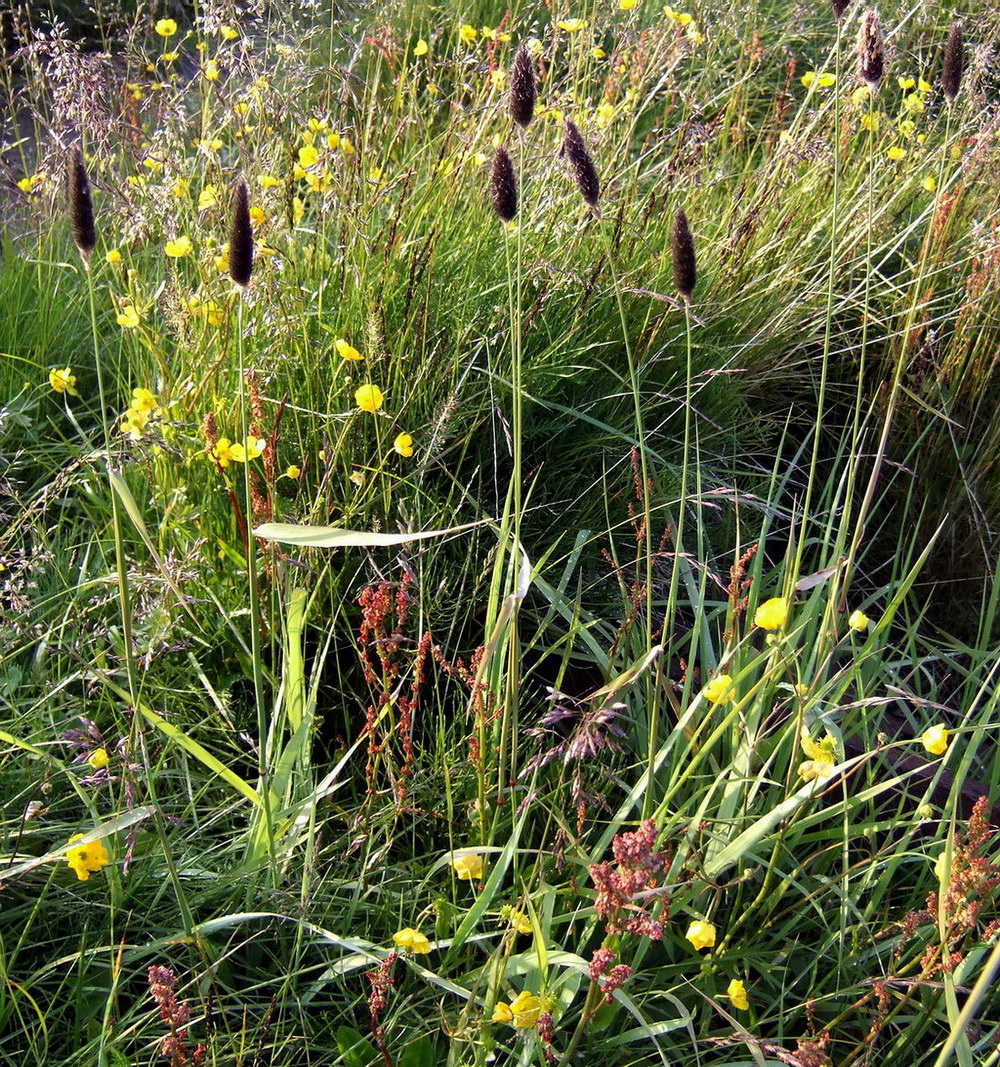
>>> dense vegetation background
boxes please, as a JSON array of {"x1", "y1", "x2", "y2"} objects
[{"x1": 1, "y1": 0, "x2": 998, "y2": 1064}]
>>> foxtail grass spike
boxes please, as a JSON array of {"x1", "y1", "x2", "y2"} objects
[
  {"x1": 490, "y1": 145, "x2": 517, "y2": 222},
  {"x1": 857, "y1": 9, "x2": 885, "y2": 90},
  {"x1": 510, "y1": 44, "x2": 536, "y2": 128},
  {"x1": 561, "y1": 119, "x2": 600, "y2": 210},
  {"x1": 942, "y1": 22, "x2": 964, "y2": 103},
  {"x1": 672, "y1": 209, "x2": 697, "y2": 301},
  {"x1": 832, "y1": 0, "x2": 850, "y2": 20},
  {"x1": 228, "y1": 178, "x2": 253, "y2": 288},
  {"x1": 68, "y1": 146, "x2": 96, "y2": 265}
]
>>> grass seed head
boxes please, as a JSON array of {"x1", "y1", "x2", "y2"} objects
[
  {"x1": 68, "y1": 146, "x2": 96, "y2": 265},
  {"x1": 942, "y1": 22, "x2": 964, "y2": 103},
  {"x1": 510, "y1": 44, "x2": 536, "y2": 128},
  {"x1": 228, "y1": 177, "x2": 254, "y2": 288},
  {"x1": 672, "y1": 208, "x2": 697, "y2": 301},
  {"x1": 832, "y1": 0, "x2": 850, "y2": 21},
  {"x1": 561, "y1": 119, "x2": 600, "y2": 209},
  {"x1": 857, "y1": 9, "x2": 885, "y2": 90},
  {"x1": 490, "y1": 145, "x2": 518, "y2": 222}
]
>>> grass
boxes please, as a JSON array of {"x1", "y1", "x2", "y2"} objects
[{"x1": 1, "y1": 1, "x2": 999, "y2": 1065}]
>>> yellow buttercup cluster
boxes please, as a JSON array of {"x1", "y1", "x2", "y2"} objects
[{"x1": 66, "y1": 834, "x2": 110, "y2": 881}]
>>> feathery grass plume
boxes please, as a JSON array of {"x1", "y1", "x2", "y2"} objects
[
  {"x1": 672, "y1": 209, "x2": 697, "y2": 301},
  {"x1": 68, "y1": 146, "x2": 96, "y2": 266},
  {"x1": 510, "y1": 44, "x2": 536, "y2": 128},
  {"x1": 832, "y1": 0, "x2": 850, "y2": 20},
  {"x1": 490, "y1": 145, "x2": 517, "y2": 222},
  {"x1": 228, "y1": 177, "x2": 254, "y2": 288},
  {"x1": 561, "y1": 119, "x2": 600, "y2": 210},
  {"x1": 941, "y1": 22, "x2": 964, "y2": 103},
  {"x1": 857, "y1": 9, "x2": 885, "y2": 90}
]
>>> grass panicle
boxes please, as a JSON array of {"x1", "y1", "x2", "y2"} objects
[
  {"x1": 942, "y1": 22, "x2": 964, "y2": 103},
  {"x1": 490, "y1": 145, "x2": 517, "y2": 222},
  {"x1": 672, "y1": 208, "x2": 697, "y2": 301},
  {"x1": 857, "y1": 8, "x2": 885, "y2": 90},
  {"x1": 228, "y1": 178, "x2": 254, "y2": 288},
  {"x1": 68, "y1": 145, "x2": 96, "y2": 265},
  {"x1": 510, "y1": 44, "x2": 536, "y2": 128},
  {"x1": 561, "y1": 119, "x2": 600, "y2": 210},
  {"x1": 832, "y1": 0, "x2": 850, "y2": 20}
]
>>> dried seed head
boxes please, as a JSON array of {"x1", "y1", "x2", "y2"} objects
[
  {"x1": 68, "y1": 146, "x2": 96, "y2": 265},
  {"x1": 490, "y1": 145, "x2": 518, "y2": 222},
  {"x1": 941, "y1": 22, "x2": 964, "y2": 104},
  {"x1": 228, "y1": 177, "x2": 253, "y2": 288},
  {"x1": 857, "y1": 9, "x2": 885, "y2": 90},
  {"x1": 561, "y1": 119, "x2": 600, "y2": 209},
  {"x1": 832, "y1": 0, "x2": 850, "y2": 21},
  {"x1": 510, "y1": 44, "x2": 536, "y2": 128},
  {"x1": 672, "y1": 209, "x2": 697, "y2": 301}
]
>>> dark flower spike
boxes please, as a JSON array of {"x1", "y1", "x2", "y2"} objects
[
  {"x1": 672, "y1": 208, "x2": 697, "y2": 302},
  {"x1": 510, "y1": 44, "x2": 536, "y2": 128},
  {"x1": 68, "y1": 146, "x2": 96, "y2": 266},
  {"x1": 941, "y1": 22, "x2": 964, "y2": 104},
  {"x1": 228, "y1": 177, "x2": 254, "y2": 288},
  {"x1": 490, "y1": 145, "x2": 517, "y2": 222},
  {"x1": 832, "y1": 0, "x2": 850, "y2": 21},
  {"x1": 561, "y1": 119, "x2": 600, "y2": 211},
  {"x1": 857, "y1": 9, "x2": 885, "y2": 90}
]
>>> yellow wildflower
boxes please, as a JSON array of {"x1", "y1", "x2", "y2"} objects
[
  {"x1": 459, "y1": 24, "x2": 477, "y2": 44},
  {"x1": 155, "y1": 18, "x2": 177, "y2": 37},
  {"x1": 355, "y1": 384, "x2": 384, "y2": 413},
  {"x1": 480, "y1": 26, "x2": 496, "y2": 40},
  {"x1": 198, "y1": 184, "x2": 218, "y2": 211},
  {"x1": 413, "y1": 39, "x2": 429, "y2": 56},
  {"x1": 686, "y1": 920, "x2": 716, "y2": 952},
  {"x1": 211, "y1": 438, "x2": 237, "y2": 468},
  {"x1": 507, "y1": 990, "x2": 544, "y2": 1028},
  {"x1": 392, "y1": 927, "x2": 431, "y2": 954},
  {"x1": 898, "y1": 76, "x2": 915, "y2": 90},
  {"x1": 260, "y1": 174, "x2": 280, "y2": 188},
  {"x1": 592, "y1": 46, "x2": 607, "y2": 59},
  {"x1": 350, "y1": 470, "x2": 365, "y2": 487},
  {"x1": 204, "y1": 59, "x2": 220, "y2": 81},
  {"x1": 335, "y1": 338, "x2": 363, "y2": 361},
  {"x1": 87, "y1": 748, "x2": 110, "y2": 770},
  {"x1": 120, "y1": 408, "x2": 151, "y2": 440},
  {"x1": 702, "y1": 675, "x2": 734, "y2": 705},
  {"x1": 220, "y1": 24, "x2": 239, "y2": 40},
  {"x1": 848, "y1": 609, "x2": 869, "y2": 632},
  {"x1": 754, "y1": 596, "x2": 789, "y2": 630},
  {"x1": 250, "y1": 206, "x2": 266, "y2": 227},
  {"x1": 898, "y1": 119, "x2": 916, "y2": 139},
  {"x1": 106, "y1": 249, "x2": 122, "y2": 264},
  {"x1": 799, "y1": 731, "x2": 838, "y2": 781},
  {"x1": 620, "y1": 0, "x2": 638, "y2": 8},
  {"x1": 921, "y1": 175, "x2": 937, "y2": 193},
  {"x1": 298, "y1": 144, "x2": 320, "y2": 168},
  {"x1": 17, "y1": 172, "x2": 44, "y2": 194},
  {"x1": 49, "y1": 367, "x2": 79, "y2": 397},
  {"x1": 117, "y1": 305, "x2": 140, "y2": 329},
  {"x1": 492, "y1": 1002, "x2": 514, "y2": 1024},
  {"x1": 921, "y1": 725, "x2": 949, "y2": 756},
  {"x1": 887, "y1": 146, "x2": 906, "y2": 160},
  {"x1": 393, "y1": 432, "x2": 414, "y2": 458},
  {"x1": 66, "y1": 833, "x2": 110, "y2": 881},
  {"x1": 502, "y1": 907, "x2": 533, "y2": 934},
  {"x1": 452, "y1": 853, "x2": 483, "y2": 881},
  {"x1": 726, "y1": 979, "x2": 749, "y2": 1010},
  {"x1": 860, "y1": 112, "x2": 880, "y2": 132},
  {"x1": 558, "y1": 18, "x2": 588, "y2": 32},
  {"x1": 284, "y1": 464, "x2": 301, "y2": 479},
  {"x1": 165, "y1": 235, "x2": 193, "y2": 258},
  {"x1": 229, "y1": 435, "x2": 267, "y2": 462}
]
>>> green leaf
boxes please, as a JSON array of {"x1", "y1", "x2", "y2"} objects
[
  {"x1": 252, "y1": 518, "x2": 485, "y2": 548},
  {"x1": 399, "y1": 1036, "x2": 438, "y2": 1067},
  {"x1": 336, "y1": 1026, "x2": 379, "y2": 1067}
]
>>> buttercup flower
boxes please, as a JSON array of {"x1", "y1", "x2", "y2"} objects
[
  {"x1": 921, "y1": 725, "x2": 949, "y2": 756},
  {"x1": 229, "y1": 435, "x2": 267, "y2": 462},
  {"x1": 117, "y1": 305, "x2": 140, "y2": 329},
  {"x1": 498, "y1": 990, "x2": 543, "y2": 1028},
  {"x1": 492, "y1": 1002, "x2": 514, "y2": 1023},
  {"x1": 50, "y1": 367, "x2": 79, "y2": 397},
  {"x1": 284, "y1": 464, "x2": 301, "y2": 479},
  {"x1": 754, "y1": 596, "x2": 789, "y2": 630},
  {"x1": 452, "y1": 853, "x2": 484, "y2": 881},
  {"x1": 66, "y1": 833, "x2": 110, "y2": 881},
  {"x1": 702, "y1": 674, "x2": 734, "y2": 705},
  {"x1": 557, "y1": 18, "x2": 588, "y2": 32},
  {"x1": 335, "y1": 338, "x2": 362, "y2": 361},
  {"x1": 392, "y1": 927, "x2": 431, "y2": 954},
  {"x1": 106, "y1": 249, "x2": 122, "y2": 264},
  {"x1": 165, "y1": 235, "x2": 193, "y2": 258},
  {"x1": 799, "y1": 731, "x2": 838, "y2": 781},
  {"x1": 355, "y1": 384, "x2": 384, "y2": 413},
  {"x1": 131, "y1": 387, "x2": 158, "y2": 414},
  {"x1": 459, "y1": 24, "x2": 477, "y2": 44},
  {"x1": 848, "y1": 609, "x2": 869, "y2": 632},
  {"x1": 686, "y1": 920, "x2": 716, "y2": 952},
  {"x1": 726, "y1": 978, "x2": 749, "y2": 1010},
  {"x1": 87, "y1": 748, "x2": 110, "y2": 770},
  {"x1": 155, "y1": 18, "x2": 177, "y2": 37},
  {"x1": 393, "y1": 432, "x2": 414, "y2": 458},
  {"x1": 502, "y1": 907, "x2": 533, "y2": 935},
  {"x1": 887, "y1": 146, "x2": 906, "y2": 160},
  {"x1": 413, "y1": 39, "x2": 428, "y2": 56}
]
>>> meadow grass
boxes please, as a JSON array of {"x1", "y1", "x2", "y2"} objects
[{"x1": 1, "y1": 1, "x2": 999, "y2": 1065}]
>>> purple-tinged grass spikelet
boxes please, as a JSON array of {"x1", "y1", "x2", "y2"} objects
[
  {"x1": 941, "y1": 22, "x2": 964, "y2": 104},
  {"x1": 68, "y1": 146, "x2": 96, "y2": 266},
  {"x1": 228, "y1": 177, "x2": 253, "y2": 288},
  {"x1": 561, "y1": 120, "x2": 600, "y2": 211},
  {"x1": 510, "y1": 44, "x2": 536, "y2": 128},
  {"x1": 490, "y1": 145, "x2": 517, "y2": 222},
  {"x1": 857, "y1": 9, "x2": 885, "y2": 90},
  {"x1": 832, "y1": 0, "x2": 850, "y2": 21},
  {"x1": 672, "y1": 209, "x2": 697, "y2": 302}
]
